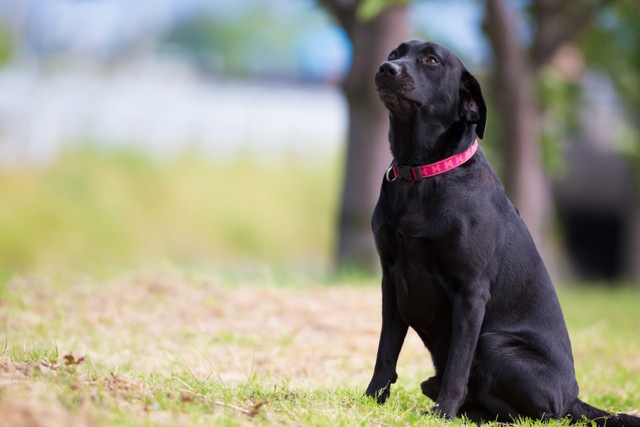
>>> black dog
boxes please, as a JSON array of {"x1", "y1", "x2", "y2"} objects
[{"x1": 364, "y1": 40, "x2": 640, "y2": 426}]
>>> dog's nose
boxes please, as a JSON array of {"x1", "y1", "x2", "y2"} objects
[{"x1": 378, "y1": 61, "x2": 401, "y2": 76}]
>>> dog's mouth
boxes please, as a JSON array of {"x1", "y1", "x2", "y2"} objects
[
  {"x1": 376, "y1": 85, "x2": 423, "y2": 109},
  {"x1": 375, "y1": 86, "x2": 398, "y2": 103}
]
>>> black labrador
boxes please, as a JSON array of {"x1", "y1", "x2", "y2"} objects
[{"x1": 364, "y1": 40, "x2": 640, "y2": 426}]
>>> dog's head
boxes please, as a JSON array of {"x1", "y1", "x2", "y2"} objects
[{"x1": 374, "y1": 40, "x2": 486, "y2": 138}]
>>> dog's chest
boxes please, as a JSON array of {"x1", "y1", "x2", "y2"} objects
[
  {"x1": 373, "y1": 184, "x2": 468, "y2": 329},
  {"x1": 379, "y1": 223, "x2": 453, "y2": 331}
]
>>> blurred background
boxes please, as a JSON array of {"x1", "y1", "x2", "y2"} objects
[{"x1": 0, "y1": 0, "x2": 638, "y2": 285}]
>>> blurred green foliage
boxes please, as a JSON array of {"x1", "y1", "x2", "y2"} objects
[
  {"x1": 356, "y1": 0, "x2": 409, "y2": 20},
  {"x1": 164, "y1": 5, "x2": 313, "y2": 77},
  {"x1": 0, "y1": 148, "x2": 340, "y2": 274},
  {"x1": 578, "y1": 0, "x2": 640, "y2": 172},
  {"x1": 579, "y1": 0, "x2": 640, "y2": 117},
  {"x1": 537, "y1": 68, "x2": 581, "y2": 177},
  {"x1": 0, "y1": 24, "x2": 13, "y2": 66}
]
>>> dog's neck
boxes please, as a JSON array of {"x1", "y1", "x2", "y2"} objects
[{"x1": 388, "y1": 111, "x2": 477, "y2": 166}]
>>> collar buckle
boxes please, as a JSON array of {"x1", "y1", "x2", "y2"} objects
[{"x1": 385, "y1": 164, "x2": 398, "y2": 182}]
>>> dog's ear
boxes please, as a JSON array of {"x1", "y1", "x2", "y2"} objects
[{"x1": 459, "y1": 70, "x2": 487, "y2": 139}]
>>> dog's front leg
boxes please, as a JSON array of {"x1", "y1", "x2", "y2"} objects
[
  {"x1": 433, "y1": 282, "x2": 490, "y2": 419},
  {"x1": 365, "y1": 271, "x2": 408, "y2": 404}
]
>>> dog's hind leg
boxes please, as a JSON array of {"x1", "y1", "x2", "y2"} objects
[
  {"x1": 470, "y1": 331, "x2": 579, "y2": 421},
  {"x1": 472, "y1": 358, "x2": 576, "y2": 421}
]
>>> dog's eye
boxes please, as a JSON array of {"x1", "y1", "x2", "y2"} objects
[
  {"x1": 423, "y1": 56, "x2": 438, "y2": 65},
  {"x1": 388, "y1": 50, "x2": 399, "y2": 60}
]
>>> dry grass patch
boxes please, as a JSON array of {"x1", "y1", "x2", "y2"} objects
[
  {"x1": 0, "y1": 270, "x2": 433, "y2": 426},
  {"x1": 1, "y1": 270, "x2": 639, "y2": 426}
]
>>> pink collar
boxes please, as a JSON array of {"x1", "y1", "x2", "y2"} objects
[{"x1": 385, "y1": 139, "x2": 478, "y2": 182}]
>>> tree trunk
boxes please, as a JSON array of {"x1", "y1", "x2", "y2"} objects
[
  {"x1": 324, "y1": 3, "x2": 408, "y2": 272},
  {"x1": 484, "y1": 0, "x2": 555, "y2": 265}
]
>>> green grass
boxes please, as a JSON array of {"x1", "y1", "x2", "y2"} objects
[
  {"x1": 1, "y1": 147, "x2": 639, "y2": 425},
  {"x1": 0, "y1": 342, "x2": 480, "y2": 427},
  {"x1": 0, "y1": 147, "x2": 341, "y2": 275},
  {"x1": 1, "y1": 270, "x2": 639, "y2": 426}
]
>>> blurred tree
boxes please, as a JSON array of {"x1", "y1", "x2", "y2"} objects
[
  {"x1": 577, "y1": 0, "x2": 640, "y2": 283},
  {"x1": 482, "y1": 0, "x2": 611, "y2": 266},
  {"x1": 319, "y1": 0, "x2": 408, "y2": 272}
]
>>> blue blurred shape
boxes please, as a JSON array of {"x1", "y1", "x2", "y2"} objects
[{"x1": 294, "y1": 25, "x2": 352, "y2": 82}]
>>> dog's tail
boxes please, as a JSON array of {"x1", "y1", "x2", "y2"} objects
[{"x1": 567, "y1": 398, "x2": 640, "y2": 427}]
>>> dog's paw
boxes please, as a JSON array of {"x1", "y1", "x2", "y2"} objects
[
  {"x1": 364, "y1": 387, "x2": 390, "y2": 405},
  {"x1": 365, "y1": 382, "x2": 391, "y2": 404},
  {"x1": 431, "y1": 403, "x2": 455, "y2": 420},
  {"x1": 365, "y1": 372, "x2": 398, "y2": 404}
]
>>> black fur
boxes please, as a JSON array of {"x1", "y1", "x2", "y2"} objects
[{"x1": 364, "y1": 40, "x2": 640, "y2": 426}]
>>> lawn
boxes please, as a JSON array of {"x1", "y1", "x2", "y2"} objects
[
  {"x1": 1, "y1": 148, "x2": 639, "y2": 425},
  {"x1": 1, "y1": 270, "x2": 639, "y2": 427}
]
